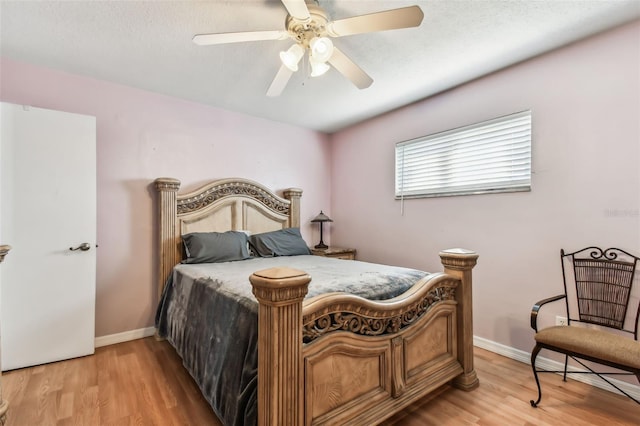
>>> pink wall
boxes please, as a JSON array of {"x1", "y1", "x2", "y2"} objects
[
  {"x1": 330, "y1": 21, "x2": 640, "y2": 354},
  {"x1": 0, "y1": 58, "x2": 331, "y2": 337}
]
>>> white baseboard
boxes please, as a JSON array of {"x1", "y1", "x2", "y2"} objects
[
  {"x1": 94, "y1": 326, "x2": 156, "y2": 348},
  {"x1": 473, "y1": 335, "x2": 640, "y2": 401}
]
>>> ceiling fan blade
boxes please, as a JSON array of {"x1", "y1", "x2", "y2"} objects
[
  {"x1": 281, "y1": 0, "x2": 311, "y2": 20},
  {"x1": 193, "y1": 30, "x2": 288, "y2": 46},
  {"x1": 266, "y1": 64, "x2": 294, "y2": 97},
  {"x1": 327, "y1": 47, "x2": 373, "y2": 90},
  {"x1": 327, "y1": 5, "x2": 424, "y2": 37}
]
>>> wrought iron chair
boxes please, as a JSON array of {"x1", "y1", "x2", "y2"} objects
[{"x1": 529, "y1": 247, "x2": 640, "y2": 407}]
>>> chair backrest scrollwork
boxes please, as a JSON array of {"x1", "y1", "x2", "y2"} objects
[{"x1": 561, "y1": 247, "x2": 640, "y2": 339}]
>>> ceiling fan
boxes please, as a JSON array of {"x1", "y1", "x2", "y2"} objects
[{"x1": 193, "y1": 0, "x2": 424, "y2": 97}]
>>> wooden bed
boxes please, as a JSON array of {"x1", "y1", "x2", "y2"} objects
[{"x1": 155, "y1": 177, "x2": 479, "y2": 426}]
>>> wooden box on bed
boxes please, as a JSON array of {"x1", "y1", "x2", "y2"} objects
[{"x1": 155, "y1": 177, "x2": 479, "y2": 426}]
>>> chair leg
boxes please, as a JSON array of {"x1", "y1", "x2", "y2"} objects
[
  {"x1": 569, "y1": 357, "x2": 640, "y2": 405},
  {"x1": 530, "y1": 344, "x2": 543, "y2": 408},
  {"x1": 563, "y1": 354, "x2": 569, "y2": 381}
]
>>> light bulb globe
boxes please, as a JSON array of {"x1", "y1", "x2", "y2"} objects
[
  {"x1": 310, "y1": 37, "x2": 334, "y2": 63},
  {"x1": 310, "y1": 58, "x2": 330, "y2": 77},
  {"x1": 280, "y1": 44, "x2": 304, "y2": 72}
]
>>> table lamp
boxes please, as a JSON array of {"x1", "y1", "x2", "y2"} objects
[{"x1": 311, "y1": 211, "x2": 332, "y2": 249}]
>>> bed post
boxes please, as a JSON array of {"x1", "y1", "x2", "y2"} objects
[
  {"x1": 283, "y1": 188, "x2": 302, "y2": 228},
  {"x1": 250, "y1": 267, "x2": 311, "y2": 426},
  {"x1": 439, "y1": 248, "x2": 479, "y2": 390},
  {"x1": 154, "y1": 178, "x2": 181, "y2": 299}
]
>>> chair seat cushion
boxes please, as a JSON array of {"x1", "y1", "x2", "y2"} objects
[{"x1": 535, "y1": 326, "x2": 640, "y2": 370}]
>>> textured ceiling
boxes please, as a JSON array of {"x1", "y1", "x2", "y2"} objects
[{"x1": 1, "y1": 0, "x2": 639, "y2": 133}]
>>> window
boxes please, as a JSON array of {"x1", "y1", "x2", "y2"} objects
[{"x1": 395, "y1": 110, "x2": 531, "y2": 199}]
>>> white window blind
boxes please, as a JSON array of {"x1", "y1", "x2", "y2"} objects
[{"x1": 395, "y1": 110, "x2": 531, "y2": 199}]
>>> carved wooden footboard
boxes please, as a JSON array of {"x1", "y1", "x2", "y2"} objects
[{"x1": 250, "y1": 249, "x2": 478, "y2": 426}]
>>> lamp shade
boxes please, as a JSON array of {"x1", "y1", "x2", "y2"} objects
[
  {"x1": 310, "y1": 37, "x2": 334, "y2": 63},
  {"x1": 311, "y1": 211, "x2": 333, "y2": 223},
  {"x1": 280, "y1": 43, "x2": 305, "y2": 72},
  {"x1": 310, "y1": 58, "x2": 330, "y2": 77}
]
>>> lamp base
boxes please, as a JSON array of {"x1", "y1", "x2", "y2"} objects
[{"x1": 314, "y1": 243, "x2": 328, "y2": 250}]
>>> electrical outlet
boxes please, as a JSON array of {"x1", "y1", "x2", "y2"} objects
[{"x1": 555, "y1": 316, "x2": 568, "y2": 326}]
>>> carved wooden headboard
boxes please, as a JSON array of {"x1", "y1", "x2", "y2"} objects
[{"x1": 154, "y1": 177, "x2": 302, "y2": 297}]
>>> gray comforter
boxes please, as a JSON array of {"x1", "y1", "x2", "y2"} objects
[{"x1": 155, "y1": 255, "x2": 430, "y2": 426}]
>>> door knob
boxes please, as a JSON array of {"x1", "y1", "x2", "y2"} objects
[{"x1": 69, "y1": 243, "x2": 91, "y2": 251}]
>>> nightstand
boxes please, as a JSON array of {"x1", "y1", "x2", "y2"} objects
[{"x1": 310, "y1": 246, "x2": 356, "y2": 260}]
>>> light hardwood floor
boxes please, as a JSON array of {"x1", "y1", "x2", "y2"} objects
[{"x1": 2, "y1": 337, "x2": 638, "y2": 425}]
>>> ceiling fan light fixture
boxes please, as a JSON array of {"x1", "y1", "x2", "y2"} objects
[
  {"x1": 280, "y1": 43, "x2": 305, "y2": 71},
  {"x1": 310, "y1": 58, "x2": 330, "y2": 77},
  {"x1": 310, "y1": 37, "x2": 334, "y2": 63}
]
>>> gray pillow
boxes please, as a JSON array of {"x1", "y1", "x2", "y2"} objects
[
  {"x1": 182, "y1": 231, "x2": 251, "y2": 264},
  {"x1": 249, "y1": 228, "x2": 311, "y2": 257}
]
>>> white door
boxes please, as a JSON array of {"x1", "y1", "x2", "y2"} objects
[{"x1": 0, "y1": 103, "x2": 96, "y2": 370}]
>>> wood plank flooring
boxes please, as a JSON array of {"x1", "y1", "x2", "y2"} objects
[{"x1": 2, "y1": 337, "x2": 638, "y2": 425}]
